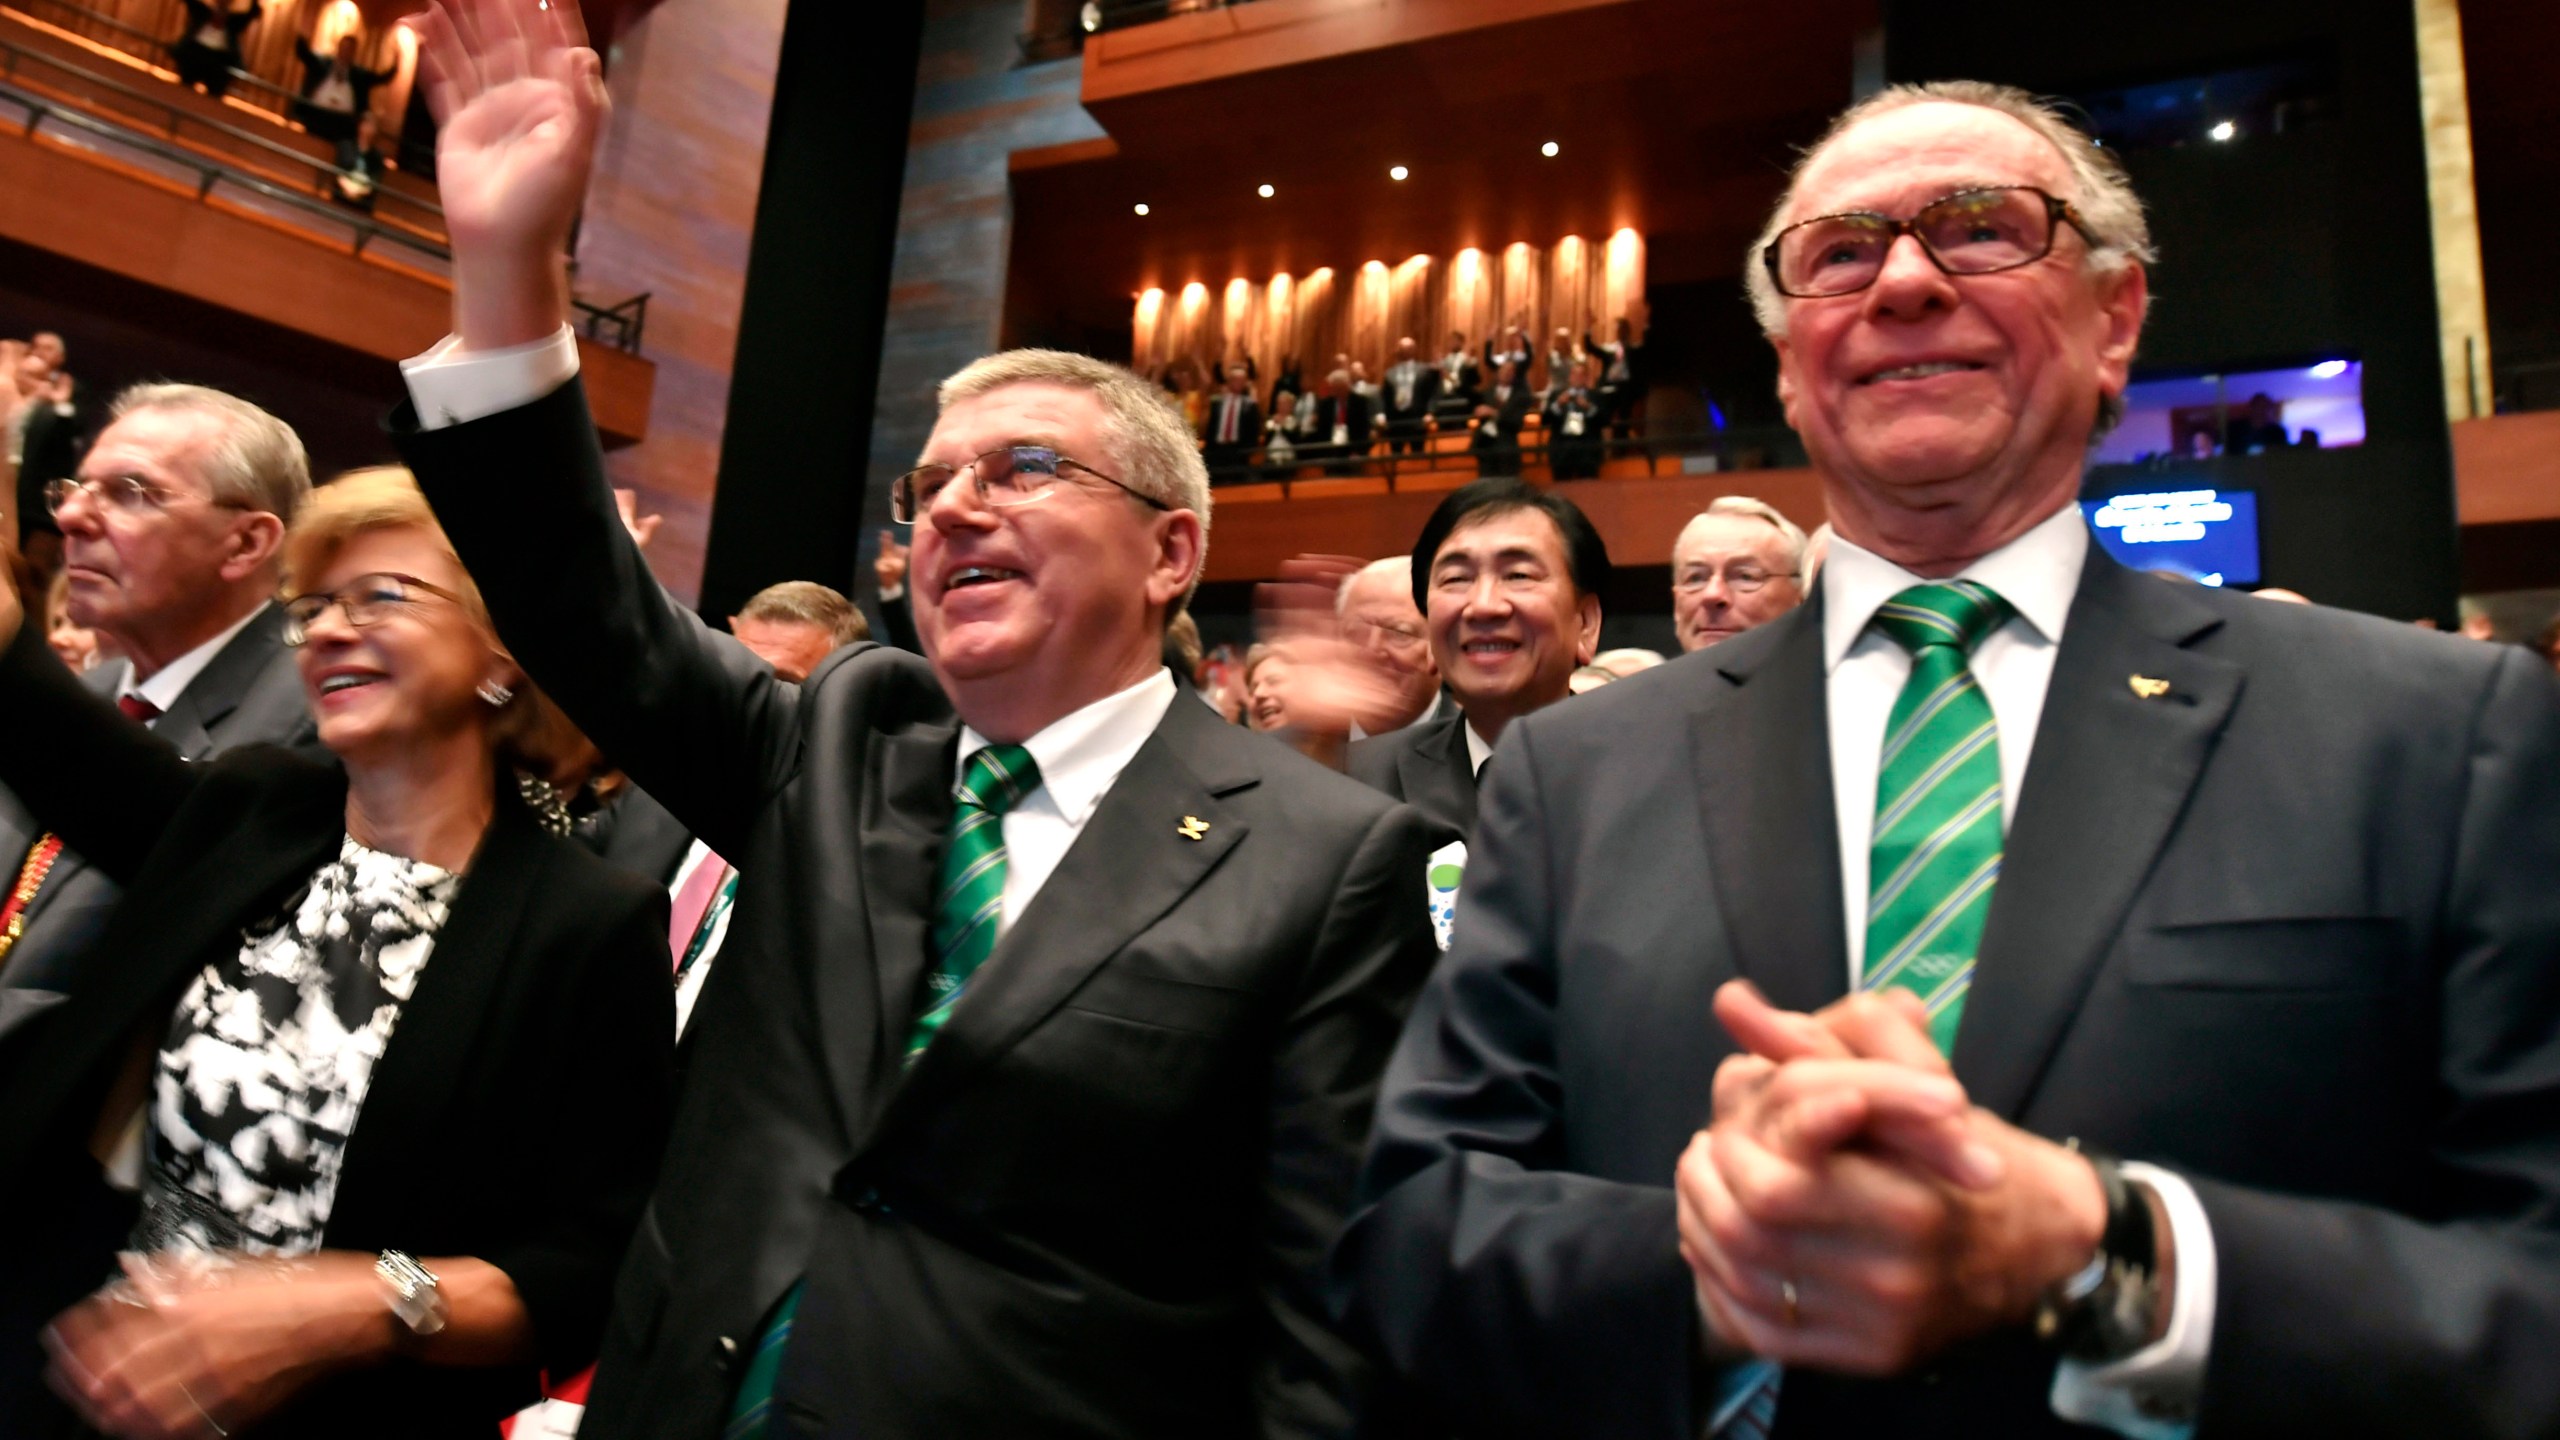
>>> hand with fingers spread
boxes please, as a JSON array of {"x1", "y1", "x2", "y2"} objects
[
  {"x1": 1251, "y1": 554, "x2": 1409, "y2": 737},
  {"x1": 414, "y1": 0, "x2": 610, "y2": 349},
  {"x1": 614, "y1": 487, "x2": 663, "y2": 550},
  {"x1": 1676, "y1": 980, "x2": 2120, "y2": 1376}
]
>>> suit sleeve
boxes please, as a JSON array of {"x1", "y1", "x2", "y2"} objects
[
  {"x1": 2180, "y1": 647, "x2": 2560, "y2": 1438},
  {"x1": 1253, "y1": 801, "x2": 1442, "y2": 1440},
  {"x1": 483, "y1": 883, "x2": 677, "y2": 1376},
  {"x1": 392, "y1": 377, "x2": 800, "y2": 860},
  {"x1": 1332, "y1": 722, "x2": 1702, "y2": 1437},
  {"x1": 0, "y1": 623, "x2": 198, "y2": 884}
]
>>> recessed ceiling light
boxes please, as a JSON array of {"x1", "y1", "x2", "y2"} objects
[
  {"x1": 2208, "y1": 120, "x2": 2236, "y2": 142},
  {"x1": 1389, "y1": 164, "x2": 1409, "y2": 181},
  {"x1": 1133, "y1": 203, "x2": 1150, "y2": 216},
  {"x1": 1258, "y1": 183, "x2": 1276, "y2": 198},
  {"x1": 1541, "y1": 141, "x2": 1560, "y2": 158}
]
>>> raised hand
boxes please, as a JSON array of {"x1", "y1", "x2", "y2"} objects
[
  {"x1": 415, "y1": 0, "x2": 609, "y2": 348},
  {"x1": 875, "y1": 529, "x2": 910, "y2": 595}
]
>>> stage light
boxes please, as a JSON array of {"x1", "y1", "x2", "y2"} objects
[
  {"x1": 2308, "y1": 359, "x2": 2350, "y2": 379},
  {"x1": 1081, "y1": 2, "x2": 1102, "y2": 33},
  {"x1": 1389, "y1": 165, "x2": 1408, "y2": 181},
  {"x1": 1133, "y1": 203, "x2": 1149, "y2": 216},
  {"x1": 2209, "y1": 120, "x2": 2236, "y2": 142},
  {"x1": 1541, "y1": 141, "x2": 1560, "y2": 158},
  {"x1": 1257, "y1": 183, "x2": 1275, "y2": 198}
]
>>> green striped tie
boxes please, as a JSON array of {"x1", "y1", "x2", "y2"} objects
[
  {"x1": 719, "y1": 745, "x2": 1042, "y2": 1440},
  {"x1": 1862, "y1": 581, "x2": 2014, "y2": 1055},
  {"x1": 908, "y1": 743, "x2": 1040, "y2": 1064}
]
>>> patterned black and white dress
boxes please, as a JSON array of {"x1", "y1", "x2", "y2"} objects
[{"x1": 132, "y1": 836, "x2": 461, "y2": 1258}]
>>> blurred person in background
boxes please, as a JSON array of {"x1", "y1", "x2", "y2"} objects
[
  {"x1": 170, "y1": 0, "x2": 262, "y2": 98},
  {"x1": 1348, "y1": 479, "x2": 1608, "y2": 842},
  {"x1": 1262, "y1": 390, "x2": 1301, "y2": 474},
  {"x1": 1593, "y1": 647, "x2": 1664, "y2": 679},
  {"x1": 1469, "y1": 362, "x2": 1531, "y2": 477},
  {"x1": 291, "y1": 22, "x2": 396, "y2": 144},
  {"x1": 0, "y1": 468, "x2": 673, "y2": 1439},
  {"x1": 1670, "y1": 496, "x2": 1809, "y2": 653},
  {"x1": 1433, "y1": 330, "x2": 1481, "y2": 423},
  {"x1": 1380, "y1": 337, "x2": 1437, "y2": 458},
  {"x1": 730, "y1": 580, "x2": 866, "y2": 683},
  {"x1": 330, "y1": 112, "x2": 393, "y2": 212},
  {"x1": 1545, "y1": 359, "x2": 1606, "y2": 480},
  {"x1": 1310, "y1": 368, "x2": 1374, "y2": 474},
  {"x1": 1244, "y1": 641, "x2": 1348, "y2": 770},
  {"x1": 44, "y1": 568, "x2": 104, "y2": 673},
  {"x1": 1587, "y1": 312, "x2": 1646, "y2": 438},
  {"x1": 9, "y1": 337, "x2": 88, "y2": 576},
  {"x1": 1568, "y1": 663, "x2": 1616, "y2": 695},
  {"x1": 1201, "y1": 364, "x2": 1262, "y2": 479}
]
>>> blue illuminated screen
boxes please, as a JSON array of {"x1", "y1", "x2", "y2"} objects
[{"x1": 2081, "y1": 489, "x2": 2262, "y2": 587}]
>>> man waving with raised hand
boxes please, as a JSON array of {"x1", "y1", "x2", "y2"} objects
[{"x1": 393, "y1": 3, "x2": 1441, "y2": 1436}]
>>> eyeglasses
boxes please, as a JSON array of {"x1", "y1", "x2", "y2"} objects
[
  {"x1": 891, "y1": 445, "x2": 1168, "y2": 525},
  {"x1": 45, "y1": 474, "x2": 257, "y2": 519},
  {"x1": 1673, "y1": 567, "x2": 1798, "y2": 596},
  {"x1": 281, "y1": 572, "x2": 470, "y2": 647},
  {"x1": 1762, "y1": 186, "x2": 2099, "y2": 300}
]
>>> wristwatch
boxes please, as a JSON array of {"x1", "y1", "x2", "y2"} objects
[
  {"x1": 376, "y1": 1250, "x2": 450, "y2": 1338},
  {"x1": 2033, "y1": 1149, "x2": 2160, "y2": 1362}
]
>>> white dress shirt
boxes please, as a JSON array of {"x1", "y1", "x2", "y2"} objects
[
  {"x1": 1462, "y1": 713, "x2": 1493, "y2": 778},
  {"x1": 956, "y1": 669, "x2": 1175, "y2": 936},
  {"x1": 121, "y1": 601, "x2": 271, "y2": 720},
  {"x1": 1818, "y1": 502, "x2": 2211, "y2": 1434}
]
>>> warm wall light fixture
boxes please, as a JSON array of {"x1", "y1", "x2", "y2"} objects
[
  {"x1": 1257, "y1": 183, "x2": 1276, "y2": 198},
  {"x1": 2208, "y1": 120, "x2": 2236, "y2": 141},
  {"x1": 1389, "y1": 165, "x2": 1409, "y2": 181},
  {"x1": 1133, "y1": 203, "x2": 1150, "y2": 216}
]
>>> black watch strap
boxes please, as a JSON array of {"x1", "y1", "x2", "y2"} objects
[{"x1": 2035, "y1": 1149, "x2": 2161, "y2": 1362}]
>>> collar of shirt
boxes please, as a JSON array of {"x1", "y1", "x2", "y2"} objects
[
  {"x1": 1820, "y1": 500, "x2": 2087, "y2": 672},
  {"x1": 1462, "y1": 714, "x2": 1494, "y2": 777},
  {"x1": 955, "y1": 667, "x2": 1177, "y2": 829},
  {"x1": 124, "y1": 601, "x2": 272, "y2": 716}
]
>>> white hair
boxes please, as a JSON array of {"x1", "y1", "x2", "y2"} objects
[
  {"x1": 1335, "y1": 554, "x2": 1412, "y2": 616},
  {"x1": 1673, "y1": 495, "x2": 1809, "y2": 574},
  {"x1": 109, "y1": 382, "x2": 310, "y2": 521},
  {"x1": 935, "y1": 348, "x2": 1210, "y2": 597}
]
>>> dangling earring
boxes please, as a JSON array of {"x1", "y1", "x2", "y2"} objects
[{"x1": 477, "y1": 680, "x2": 515, "y2": 707}]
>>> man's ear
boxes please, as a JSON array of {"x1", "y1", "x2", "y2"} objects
[
  {"x1": 2092, "y1": 261, "x2": 2149, "y2": 397},
  {"x1": 1148, "y1": 508, "x2": 1206, "y2": 612},
  {"x1": 1574, "y1": 592, "x2": 1603, "y2": 666},
  {"x1": 1771, "y1": 334, "x2": 1802, "y2": 433},
  {"x1": 220, "y1": 511, "x2": 287, "y2": 585}
]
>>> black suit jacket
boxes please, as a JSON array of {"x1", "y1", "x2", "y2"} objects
[
  {"x1": 1335, "y1": 550, "x2": 2560, "y2": 1438},
  {"x1": 1469, "y1": 387, "x2": 1531, "y2": 453},
  {"x1": 0, "y1": 624, "x2": 675, "y2": 1439},
  {"x1": 392, "y1": 377, "x2": 1441, "y2": 1440},
  {"x1": 0, "y1": 602, "x2": 315, "y2": 1009},
  {"x1": 1346, "y1": 711, "x2": 1476, "y2": 843},
  {"x1": 1202, "y1": 391, "x2": 1264, "y2": 454},
  {"x1": 1313, "y1": 392, "x2": 1374, "y2": 451},
  {"x1": 581, "y1": 782, "x2": 698, "y2": 888},
  {"x1": 293, "y1": 35, "x2": 393, "y2": 106},
  {"x1": 1380, "y1": 363, "x2": 1439, "y2": 424}
]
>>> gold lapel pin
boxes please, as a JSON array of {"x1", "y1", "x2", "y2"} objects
[
  {"x1": 2128, "y1": 675, "x2": 2171, "y2": 700},
  {"x1": 1178, "y1": 816, "x2": 1211, "y2": 840}
]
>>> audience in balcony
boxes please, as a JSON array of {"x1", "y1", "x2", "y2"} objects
[
  {"x1": 1542, "y1": 327, "x2": 1583, "y2": 400},
  {"x1": 1432, "y1": 330, "x2": 1481, "y2": 421},
  {"x1": 1380, "y1": 337, "x2": 1436, "y2": 457},
  {"x1": 1309, "y1": 368, "x2": 1374, "y2": 474},
  {"x1": 292, "y1": 26, "x2": 396, "y2": 143},
  {"x1": 1202, "y1": 365, "x2": 1261, "y2": 477},
  {"x1": 1586, "y1": 313, "x2": 1645, "y2": 437},
  {"x1": 330, "y1": 112, "x2": 392, "y2": 211},
  {"x1": 170, "y1": 0, "x2": 263, "y2": 99},
  {"x1": 1469, "y1": 361, "x2": 1531, "y2": 476},
  {"x1": 1261, "y1": 390, "x2": 1300, "y2": 472},
  {"x1": 1544, "y1": 360, "x2": 1605, "y2": 480}
]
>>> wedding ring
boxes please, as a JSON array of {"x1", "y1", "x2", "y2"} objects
[
  {"x1": 1779, "y1": 1278, "x2": 1801, "y2": 1328},
  {"x1": 179, "y1": 1380, "x2": 229, "y2": 1438}
]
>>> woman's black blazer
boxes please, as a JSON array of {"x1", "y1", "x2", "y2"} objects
[{"x1": 0, "y1": 624, "x2": 675, "y2": 1438}]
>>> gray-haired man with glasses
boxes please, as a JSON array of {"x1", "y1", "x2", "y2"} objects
[
  {"x1": 1341, "y1": 79, "x2": 2560, "y2": 1440},
  {"x1": 0, "y1": 382, "x2": 315, "y2": 1418},
  {"x1": 380, "y1": 5, "x2": 1439, "y2": 1436},
  {"x1": 1672, "y1": 496, "x2": 1808, "y2": 653}
]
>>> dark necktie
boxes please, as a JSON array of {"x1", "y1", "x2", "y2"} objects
[{"x1": 117, "y1": 695, "x2": 162, "y2": 725}]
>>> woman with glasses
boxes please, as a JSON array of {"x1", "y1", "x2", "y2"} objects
[{"x1": 0, "y1": 469, "x2": 673, "y2": 1440}]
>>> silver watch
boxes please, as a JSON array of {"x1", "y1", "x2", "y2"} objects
[{"x1": 376, "y1": 1250, "x2": 450, "y2": 1337}]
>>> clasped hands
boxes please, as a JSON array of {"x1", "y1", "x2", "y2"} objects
[{"x1": 1676, "y1": 981, "x2": 2121, "y2": 1377}]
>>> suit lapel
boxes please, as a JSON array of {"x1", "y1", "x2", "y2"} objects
[
  {"x1": 1397, "y1": 714, "x2": 1478, "y2": 836},
  {"x1": 837, "y1": 722, "x2": 958, "y2": 1134},
  {"x1": 153, "y1": 604, "x2": 287, "y2": 760},
  {"x1": 877, "y1": 698, "x2": 1252, "y2": 1129},
  {"x1": 329, "y1": 800, "x2": 549, "y2": 1237},
  {"x1": 1690, "y1": 597, "x2": 1849, "y2": 1015},
  {"x1": 1954, "y1": 553, "x2": 2241, "y2": 1117}
]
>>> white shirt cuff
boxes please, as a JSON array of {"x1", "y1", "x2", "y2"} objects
[
  {"x1": 2049, "y1": 1161, "x2": 2215, "y2": 1439},
  {"x1": 399, "y1": 326, "x2": 581, "y2": 430},
  {"x1": 878, "y1": 582, "x2": 905, "y2": 604}
]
